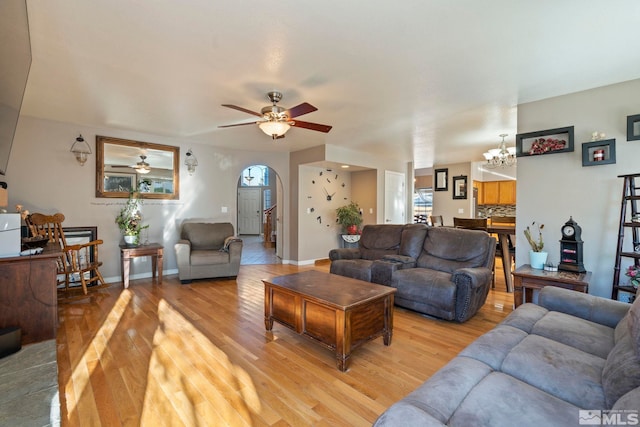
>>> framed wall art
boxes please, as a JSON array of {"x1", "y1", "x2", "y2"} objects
[
  {"x1": 627, "y1": 114, "x2": 640, "y2": 141},
  {"x1": 515, "y1": 126, "x2": 574, "y2": 157},
  {"x1": 582, "y1": 139, "x2": 616, "y2": 166},
  {"x1": 453, "y1": 175, "x2": 467, "y2": 200},
  {"x1": 435, "y1": 168, "x2": 448, "y2": 191}
]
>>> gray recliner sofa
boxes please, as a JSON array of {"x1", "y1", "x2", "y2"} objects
[
  {"x1": 330, "y1": 225, "x2": 495, "y2": 323},
  {"x1": 174, "y1": 222, "x2": 242, "y2": 284},
  {"x1": 328, "y1": 224, "x2": 427, "y2": 282},
  {"x1": 374, "y1": 286, "x2": 640, "y2": 427}
]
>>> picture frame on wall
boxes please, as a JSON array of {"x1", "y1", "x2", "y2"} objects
[
  {"x1": 452, "y1": 175, "x2": 467, "y2": 200},
  {"x1": 627, "y1": 114, "x2": 640, "y2": 141},
  {"x1": 582, "y1": 139, "x2": 616, "y2": 166},
  {"x1": 515, "y1": 126, "x2": 574, "y2": 157},
  {"x1": 435, "y1": 168, "x2": 448, "y2": 191}
]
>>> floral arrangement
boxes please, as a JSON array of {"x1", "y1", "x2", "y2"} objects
[
  {"x1": 524, "y1": 221, "x2": 545, "y2": 252},
  {"x1": 529, "y1": 138, "x2": 567, "y2": 155},
  {"x1": 626, "y1": 265, "x2": 640, "y2": 289},
  {"x1": 115, "y1": 192, "x2": 148, "y2": 241}
]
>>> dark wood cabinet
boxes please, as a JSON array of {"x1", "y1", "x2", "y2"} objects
[
  {"x1": 513, "y1": 264, "x2": 591, "y2": 308},
  {"x1": 0, "y1": 244, "x2": 60, "y2": 344}
]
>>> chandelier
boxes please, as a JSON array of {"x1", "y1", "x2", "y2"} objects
[
  {"x1": 244, "y1": 167, "x2": 254, "y2": 183},
  {"x1": 483, "y1": 134, "x2": 516, "y2": 168}
]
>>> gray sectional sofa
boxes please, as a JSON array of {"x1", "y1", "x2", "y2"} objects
[
  {"x1": 374, "y1": 286, "x2": 640, "y2": 427},
  {"x1": 329, "y1": 224, "x2": 496, "y2": 322}
]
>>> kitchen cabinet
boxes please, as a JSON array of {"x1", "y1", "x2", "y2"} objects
[
  {"x1": 483, "y1": 181, "x2": 500, "y2": 204},
  {"x1": 476, "y1": 180, "x2": 516, "y2": 205},
  {"x1": 499, "y1": 180, "x2": 516, "y2": 204}
]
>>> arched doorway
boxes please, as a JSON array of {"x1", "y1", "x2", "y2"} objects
[{"x1": 237, "y1": 164, "x2": 282, "y2": 264}]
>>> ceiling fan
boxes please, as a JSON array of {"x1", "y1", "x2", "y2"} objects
[
  {"x1": 112, "y1": 155, "x2": 151, "y2": 174},
  {"x1": 219, "y1": 91, "x2": 332, "y2": 140}
]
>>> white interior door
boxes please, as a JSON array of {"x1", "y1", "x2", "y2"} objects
[
  {"x1": 384, "y1": 171, "x2": 405, "y2": 224},
  {"x1": 238, "y1": 188, "x2": 261, "y2": 234}
]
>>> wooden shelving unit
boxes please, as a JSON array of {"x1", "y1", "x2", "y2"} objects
[{"x1": 612, "y1": 173, "x2": 640, "y2": 301}]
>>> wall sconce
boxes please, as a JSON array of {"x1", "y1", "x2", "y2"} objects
[
  {"x1": 185, "y1": 149, "x2": 198, "y2": 175},
  {"x1": 70, "y1": 134, "x2": 91, "y2": 166}
]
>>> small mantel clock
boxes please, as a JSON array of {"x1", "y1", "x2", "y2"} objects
[{"x1": 558, "y1": 216, "x2": 586, "y2": 273}]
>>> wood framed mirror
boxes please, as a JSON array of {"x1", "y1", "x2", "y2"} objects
[{"x1": 96, "y1": 136, "x2": 180, "y2": 199}]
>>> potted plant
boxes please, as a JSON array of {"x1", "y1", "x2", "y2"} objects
[
  {"x1": 336, "y1": 201, "x2": 363, "y2": 235},
  {"x1": 524, "y1": 221, "x2": 547, "y2": 269},
  {"x1": 115, "y1": 192, "x2": 148, "y2": 246}
]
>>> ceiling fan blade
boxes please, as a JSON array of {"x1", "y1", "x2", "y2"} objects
[
  {"x1": 221, "y1": 104, "x2": 263, "y2": 117},
  {"x1": 292, "y1": 120, "x2": 332, "y2": 133},
  {"x1": 218, "y1": 122, "x2": 258, "y2": 128},
  {"x1": 286, "y1": 102, "x2": 317, "y2": 119}
]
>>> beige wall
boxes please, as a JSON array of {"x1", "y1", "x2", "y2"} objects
[
  {"x1": 352, "y1": 169, "x2": 377, "y2": 227},
  {"x1": 7, "y1": 115, "x2": 291, "y2": 280},
  {"x1": 516, "y1": 78, "x2": 640, "y2": 298},
  {"x1": 431, "y1": 162, "x2": 473, "y2": 227}
]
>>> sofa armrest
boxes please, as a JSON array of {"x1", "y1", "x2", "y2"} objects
[
  {"x1": 381, "y1": 254, "x2": 417, "y2": 269},
  {"x1": 371, "y1": 260, "x2": 401, "y2": 286},
  {"x1": 329, "y1": 247, "x2": 361, "y2": 261},
  {"x1": 227, "y1": 239, "x2": 243, "y2": 263},
  {"x1": 452, "y1": 267, "x2": 493, "y2": 322},
  {"x1": 174, "y1": 239, "x2": 192, "y2": 273},
  {"x1": 452, "y1": 267, "x2": 493, "y2": 290},
  {"x1": 537, "y1": 286, "x2": 630, "y2": 328}
]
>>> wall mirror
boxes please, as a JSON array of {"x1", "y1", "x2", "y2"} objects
[{"x1": 96, "y1": 135, "x2": 180, "y2": 199}]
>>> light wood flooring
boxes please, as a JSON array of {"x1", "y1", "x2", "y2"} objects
[{"x1": 56, "y1": 262, "x2": 514, "y2": 426}]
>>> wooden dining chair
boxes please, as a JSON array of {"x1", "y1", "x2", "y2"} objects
[
  {"x1": 453, "y1": 217, "x2": 487, "y2": 230},
  {"x1": 429, "y1": 215, "x2": 444, "y2": 227},
  {"x1": 26, "y1": 213, "x2": 106, "y2": 294},
  {"x1": 490, "y1": 216, "x2": 516, "y2": 288}
]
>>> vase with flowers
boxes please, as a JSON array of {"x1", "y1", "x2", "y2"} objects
[
  {"x1": 524, "y1": 221, "x2": 547, "y2": 269},
  {"x1": 626, "y1": 265, "x2": 640, "y2": 289},
  {"x1": 115, "y1": 192, "x2": 148, "y2": 246}
]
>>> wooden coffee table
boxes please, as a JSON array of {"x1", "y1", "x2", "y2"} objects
[{"x1": 263, "y1": 270, "x2": 396, "y2": 372}]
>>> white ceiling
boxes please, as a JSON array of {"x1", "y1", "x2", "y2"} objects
[{"x1": 21, "y1": 0, "x2": 640, "y2": 169}]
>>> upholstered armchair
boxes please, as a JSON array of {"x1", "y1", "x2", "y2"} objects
[{"x1": 174, "y1": 222, "x2": 243, "y2": 284}]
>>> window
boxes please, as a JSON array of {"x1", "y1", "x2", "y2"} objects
[
  {"x1": 413, "y1": 188, "x2": 433, "y2": 224},
  {"x1": 241, "y1": 165, "x2": 268, "y2": 187}
]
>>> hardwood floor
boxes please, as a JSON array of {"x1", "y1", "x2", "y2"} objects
[{"x1": 56, "y1": 262, "x2": 514, "y2": 426}]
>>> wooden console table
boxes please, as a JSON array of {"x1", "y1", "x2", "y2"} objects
[
  {"x1": 0, "y1": 244, "x2": 61, "y2": 344},
  {"x1": 512, "y1": 264, "x2": 592, "y2": 308},
  {"x1": 120, "y1": 243, "x2": 163, "y2": 289}
]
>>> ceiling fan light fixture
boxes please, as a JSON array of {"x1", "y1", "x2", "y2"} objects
[
  {"x1": 258, "y1": 121, "x2": 291, "y2": 138},
  {"x1": 135, "y1": 166, "x2": 151, "y2": 174}
]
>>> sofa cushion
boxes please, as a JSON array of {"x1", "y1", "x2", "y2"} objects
[
  {"x1": 391, "y1": 268, "x2": 456, "y2": 314},
  {"x1": 447, "y1": 372, "x2": 579, "y2": 427},
  {"x1": 190, "y1": 249, "x2": 230, "y2": 266},
  {"x1": 399, "y1": 224, "x2": 428, "y2": 259},
  {"x1": 628, "y1": 292, "x2": 640, "y2": 356},
  {"x1": 328, "y1": 259, "x2": 374, "y2": 282},
  {"x1": 459, "y1": 325, "x2": 527, "y2": 370},
  {"x1": 531, "y1": 311, "x2": 615, "y2": 359},
  {"x1": 602, "y1": 320, "x2": 640, "y2": 408},
  {"x1": 417, "y1": 227, "x2": 491, "y2": 273},
  {"x1": 181, "y1": 222, "x2": 234, "y2": 250},
  {"x1": 500, "y1": 303, "x2": 548, "y2": 334},
  {"x1": 501, "y1": 334, "x2": 606, "y2": 409},
  {"x1": 359, "y1": 224, "x2": 404, "y2": 260},
  {"x1": 392, "y1": 357, "x2": 494, "y2": 425}
]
